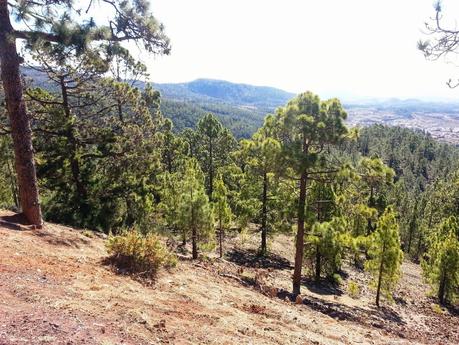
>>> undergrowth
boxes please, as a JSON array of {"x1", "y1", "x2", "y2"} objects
[{"x1": 106, "y1": 230, "x2": 177, "y2": 279}]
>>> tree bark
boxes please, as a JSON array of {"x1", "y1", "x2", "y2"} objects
[
  {"x1": 219, "y1": 216, "x2": 223, "y2": 258},
  {"x1": 438, "y1": 270, "x2": 446, "y2": 305},
  {"x1": 260, "y1": 171, "x2": 268, "y2": 256},
  {"x1": 191, "y1": 185, "x2": 198, "y2": 260},
  {"x1": 208, "y1": 137, "x2": 213, "y2": 199},
  {"x1": 292, "y1": 170, "x2": 307, "y2": 295},
  {"x1": 407, "y1": 223, "x2": 413, "y2": 254},
  {"x1": 59, "y1": 76, "x2": 88, "y2": 210},
  {"x1": 6, "y1": 154, "x2": 19, "y2": 209},
  {"x1": 192, "y1": 224, "x2": 198, "y2": 259},
  {"x1": 0, "y1": 0, "x2": 42, "y2": 226},
  {"x1": 375, "y1": 242, "x2": 386, "y2": 307},
  {"x1": 315, "y1": 245, "x2": 321, "y2": 282},
  {"x1": 367, "y1": 186, "x2": 374, "y2": 235}
]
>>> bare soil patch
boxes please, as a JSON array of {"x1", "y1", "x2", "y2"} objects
[{"x1": 0, "y1": 211, "x2": 457, "y2": 344}]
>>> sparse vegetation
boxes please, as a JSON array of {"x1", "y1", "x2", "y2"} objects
[
  {"x1": 347, "y1": 280, "x2": 361, "y2": 299},
  {"x1": 106, "y1": 230, "x2": 177, "y2": 278},
  {"x1": 0, "y1": 1, "x2": 458, "y2": 344}
]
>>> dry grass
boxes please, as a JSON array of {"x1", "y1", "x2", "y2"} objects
[{"x1": 0, "y1": 210, "x2": 457, "y2": 345}]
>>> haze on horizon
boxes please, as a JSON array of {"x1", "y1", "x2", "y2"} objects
[{"x1": 136, "y1": 0, "x2": 459, "y2": 102}]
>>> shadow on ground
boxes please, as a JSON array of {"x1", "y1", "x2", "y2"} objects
[
  {"x1": 276, "y1": 288, "x2": 406, "y2": 332},
  {"x1": 300, "y1": 277, "x2": 344, "y2": 296},
  {"x1": 36, "y1": 231, "x2": 91, "y2": 248},
  {"x1": 226, "y1": 248, "x2": 292, "y2": 270},
  {"x1": 0, "y1": 213, "x2": 31, "y2": 231}
]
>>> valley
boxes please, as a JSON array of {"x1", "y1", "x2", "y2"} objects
[
  {"x1": 155, "y1": 78, "x2": 459, "y2": 143},
  {"x1": 346, "y1": 106, "x2": 459, "y2": 144}
]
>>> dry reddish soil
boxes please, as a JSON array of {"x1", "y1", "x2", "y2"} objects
[{"x1": 0, "y1": 210, "x2": 457, "y2": 345}]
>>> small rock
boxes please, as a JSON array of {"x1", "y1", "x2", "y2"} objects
[
  {"x1": 154, "y1": 319, "x2": 166, "y2": 329},
  {"x1": 295, "y1": 295, "x2": 303, "y2": 304},
  {"x1": 268, "y1": 287, "x2": 278, "y2": 298}
]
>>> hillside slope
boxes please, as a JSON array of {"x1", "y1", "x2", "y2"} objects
[
  {"x1": 154, "y1": 79, "x2": 295, "y2": 110},
  {"x1": 154, "y1": 79, "x2": 295, "y2": 137},
  {"x1": 0, "y1": 211, "x2": 457, "y2": 345}
]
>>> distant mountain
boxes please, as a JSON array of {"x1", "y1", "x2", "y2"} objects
[
  {"x1": 153, "y1": 79, "x2": 295, "y2": 112},
  {"x1": 150, "y1": 79, "x2": 295, "y2": 137},
  {"x1": 22, "y1": 68, "x2": 294, "y2": 137},
  {"x1": 22, "y1": 66, "x2": 459, "y2": 141}
]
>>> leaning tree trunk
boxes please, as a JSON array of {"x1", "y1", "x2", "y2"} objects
[
  {"x1": 292, "y1": 170, "x2": 307, "y2": 295},
  {"x1": 0, "y1": 0, "x2": 42, "y2": 226}
]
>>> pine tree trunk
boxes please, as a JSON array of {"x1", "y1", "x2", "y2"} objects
[
  {"x1": 315, "y1": 245, "x2": 321, "y2": 282},
  {"x1": 407, "y1": 225, "x2": 413, "y2": 254},
  {"x1": 415, "y1": 234, "x2": 423, "y2": 261},
  {"x1": 191, "y1": 185, "x2": 198, "y2": 259},
  {"x1": 0, "y1": 1, "x2": 42, "y2": 226},
  {"x1": 219, "y1": 217, "x2": 223, "y2": 258},
  {"x1": 208, "y1": 138, "x2": 213, "y2": 199},
  {"x1": 375, "y1": 242, "x2": 386, "y2": 307},
  {"x1": 260, "y1": 171, "x2": 268, "y2": 256},
  {"x1": 367, "y1": 187, "x2": 374, "y2": 236},
  {"x1": 59, "y1": 76, "x2": 88, "y2": 215},
  {"x1": 6, "y1": 154, "x2": 19, "y2": 209},
  {"x1": 292, "y1": 171, "x2": 307, "y2": 295},
  {"x1": 117, "y1": 99, "x2": 124, "y2": 123},
  {"x1": 192, "y1": 225, "x2": 198, "y2": 260},
  {"x1": 438, "y1": 270, "x2": 446, "y2": 305}
]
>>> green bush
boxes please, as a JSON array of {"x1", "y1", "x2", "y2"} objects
[
  {"x1": 106, "y1": 230, "x2": 177, "y2": 278},
  {"x1": 347, "y1": 280, "x2": 360, "y2": 299}
]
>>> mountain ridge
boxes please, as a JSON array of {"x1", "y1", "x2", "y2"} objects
[
  {"x1": 153, "y1": 78, "x2": 296, "y2": 110},
  {"x1": 20, "y1": 67, "x2": 459, "y2": 140}
]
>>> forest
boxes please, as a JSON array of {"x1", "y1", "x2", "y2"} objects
[
  {"x1": 0, "y1": 0, "x2": 458, "y2": 344},
  {"x1": 2, "y1": 61, "x2": 459, "y2": 305}
]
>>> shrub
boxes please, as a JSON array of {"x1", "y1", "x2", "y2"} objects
[
  {"x1": 347, "y1": 280, "x2": 360, "y2": 299},
  {"x1": 106, "y1": 230, "x2": 177, "y2": 278},
  {"x1": 331, "y1": 273, "x2": 343, "y2": 285}
]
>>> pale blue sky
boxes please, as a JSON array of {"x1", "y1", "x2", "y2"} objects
[{"x1": 136, "y1": 0, "x2": 459, "y2": 100}]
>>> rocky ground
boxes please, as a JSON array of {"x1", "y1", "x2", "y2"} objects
[{"x1": 0, "y1": 210, "x2": 457, "y2": 345}]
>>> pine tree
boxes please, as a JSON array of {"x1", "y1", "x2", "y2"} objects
[
  {"x1": 0, "y1": 136, "x2": 18, "y2": 209},
  {"x1": 181, "y1": 159, "x2": 214, "y2": 259},
  {"x1": 365, "y1": 206, "x2": 403, "y2": 307},
  {"x1": 306, "y1": 217, "x2": 346, "y2": 281},
  {"x1": 422, "y1": 216, "x2": 459, "y2": 305},
  {"x1": 275, "y1": 92, "x2": 349, "y2": 294},
  {"x1": 237, "y1": 116, "x2": 281, "y2": 255},
  {"x1": 26, "y1": 45, "x2": 165, "y2": 231},
  {"x1": 359, "y1": 157, "x2": 394, "y2": 234},
  {"x1": 161, "y1": 119, "x2": 188, "y2": 174},
  {"x1": 0, "y1": 0, "x2": 169, "y2": 226},
  {"x1": 305, "y1": 181, "x2": 342, "y2": 281},
  {"x1": 212, "y1": 175, "x2": 232, "y2": 258},
  {"x1": 161, "y1": 158, "x2": 214, "y2": 259},
  {"x1": 196, "y1": 113, "x2": 237, "y2": 198}
]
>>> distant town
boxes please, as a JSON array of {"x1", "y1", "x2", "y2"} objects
[{"x1": 346, "y1": 103, "x2": 459, "y2": 145}]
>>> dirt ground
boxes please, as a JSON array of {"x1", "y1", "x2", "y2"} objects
[{"x1": 0, "y1": 210, "x2": 457, "y2": 345}]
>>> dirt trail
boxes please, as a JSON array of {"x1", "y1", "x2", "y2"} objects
[{"x1": 0, "y1": 211, "x2": 457, "y2": 344}]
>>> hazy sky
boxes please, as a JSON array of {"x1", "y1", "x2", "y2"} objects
[{"x1": 138, "y1": 0, "x2": 459, "y2": 100}]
